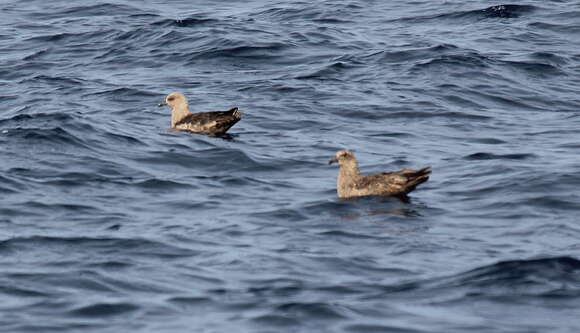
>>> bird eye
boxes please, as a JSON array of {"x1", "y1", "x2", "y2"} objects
[{"x1": 167, "y1": 97, "x2": 175, "y2": 101}]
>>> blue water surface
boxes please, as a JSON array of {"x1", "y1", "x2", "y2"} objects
[{"x1": 1, "y1": 1, "x2": 580, "y2": 332}]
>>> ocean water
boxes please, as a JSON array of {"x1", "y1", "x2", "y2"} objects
[{"x1": 1, "y1": 1, "x2": 580, "y2": 332}]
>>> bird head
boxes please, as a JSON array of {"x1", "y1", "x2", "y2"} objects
[
  {"x1": 158, "y1": 92, "x2": 188, "y2": 108},
  {"x1": 328, "y1": 150, "x2": 356, "y2": 165}
]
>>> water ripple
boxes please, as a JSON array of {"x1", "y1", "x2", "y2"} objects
[{"x1": 1, "y1": 0, "x2": 579, "y2": 332}]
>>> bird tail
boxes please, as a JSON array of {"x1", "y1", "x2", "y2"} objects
[
  {"x1": 403, "y1": 166, "x2": 431, "y2": 194},
  {"x1": 228, "y1": 107, "x2": 242, "y2": 119}
]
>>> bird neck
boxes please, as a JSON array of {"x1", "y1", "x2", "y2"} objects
[
  {"x1": 171, "y1": 103, "x2": 192, "y2": 127},
  {"x1": 337, "y1": 160, "x2": 360, "y2": 196}
]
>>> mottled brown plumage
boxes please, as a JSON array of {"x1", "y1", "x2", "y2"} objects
[
  {"x1": 328, "y1": 150, "x2": 431, "y2": 199},
  {"x1": 158, "y1": 92, "x2": 242, "y2": 135}
]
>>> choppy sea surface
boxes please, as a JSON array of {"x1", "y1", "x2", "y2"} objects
[{"x1": 1, "y1": 1, "x2": 580, "y2": 332}]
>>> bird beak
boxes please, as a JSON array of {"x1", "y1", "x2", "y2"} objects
[
  {"x1": 328, "y1": 157, "x2": 338, "y2": 165},
  {"x1": 158, "y1": 101, "x2": 167, "y2": 107}
]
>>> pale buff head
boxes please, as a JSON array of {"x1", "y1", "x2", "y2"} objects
[
  {"x1": 328, "y1": 150, "x2": 357, "y2": 166},
  {"x1": 158, "y1": 92, "x2": 191, "y2": 128},
  {"x1": 158, "y1": 92, "x2": 188, "y2": 109}
]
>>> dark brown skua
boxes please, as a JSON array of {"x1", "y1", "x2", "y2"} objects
[
  {"x1": 328, "y1": 150, "x2": 431, "y2": 199},
  {"x1": 158, "y1": 92, "x2": 242, "y2": 136}
]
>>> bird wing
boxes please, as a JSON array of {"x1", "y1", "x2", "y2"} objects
[
  {"x1": 355, "y1": 167, "x2": 431, "y2": 195},
  {"x1": 175, "y1": 107, "x2": 241, "y2": 134},
  {"x1": 355, "y1": 172, "x2": 408, "y2": 194}
]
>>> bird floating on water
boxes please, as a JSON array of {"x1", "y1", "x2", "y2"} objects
[
  {"x1": 158, "y1": 92, "x2": 242, "y2": 136},
  {"x1": 328, "y1": 150, "x2": 431, "y2": 199}
]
